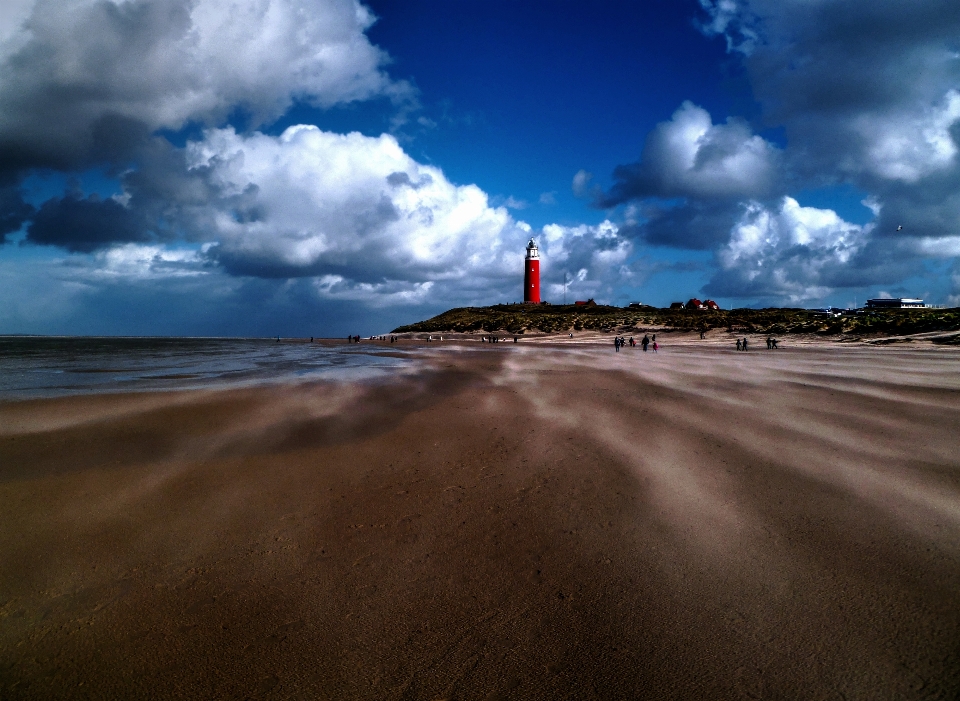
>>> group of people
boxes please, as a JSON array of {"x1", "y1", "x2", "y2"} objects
[
  {"x1": 347, "y1": 331, "x2": 780, "y2": 351},
  {"x1": 614, "y1": 334, "x2": 657, "y2": 352},
  {"x1": 347, "y1": 335, "x2": 400, "y2": 343},
  {"x1": 735, "y1": 337, "x2": 780, "y2": 351}
]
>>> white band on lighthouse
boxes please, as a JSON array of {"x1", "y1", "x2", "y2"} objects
[{"x1": 525, "y1": 238, "x2": 539, "y2": 259}]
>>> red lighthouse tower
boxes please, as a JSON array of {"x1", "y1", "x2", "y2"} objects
[{"x1": 524, "y1": 238, "x2": 540, "y2": 303}]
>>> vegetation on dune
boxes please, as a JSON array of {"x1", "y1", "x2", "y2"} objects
[{"x1": 392, "y1": 304, "x2": 960, "y2": 337}]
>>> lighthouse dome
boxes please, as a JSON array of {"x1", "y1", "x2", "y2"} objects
[{"x1": 525, "y1": 238, "x2": 539, "y2": 259}]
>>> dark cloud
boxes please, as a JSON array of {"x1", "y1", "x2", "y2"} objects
[
  {"x1": 0, "y1": 0, "x2": 394, "y2": 178},
  {"x1": 386, "y1": 171, "x2": 433, "y2": 189},
  {"x1": 870, "y1": 182, "x2": 960, "y2": 243},
  {"x1": 0, "y1": 185, "x2": 35, "y2": 242},
  {"x1": 623, "y1": 199, "x2": 746, "y2": 250},
  {"x1": 26, "y1": 191, "x2": 147, "y2": 252}
]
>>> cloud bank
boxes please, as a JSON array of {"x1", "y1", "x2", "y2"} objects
[
  {"x1": 4, "y1": 0, "x2": 959, "y2": 334},
  {"x1": 0, "y1": 0, "x2": 638, "y2": 333},
  {"x1": 599, "y1": 0, "x2": 960, "y2": 303}
]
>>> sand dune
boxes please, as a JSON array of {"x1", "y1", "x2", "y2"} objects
[{"x1": 2, "y1": 343, "x2": 959, "y2": 699}]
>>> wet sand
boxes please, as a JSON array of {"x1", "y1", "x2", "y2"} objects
[{"x1": 1, "y1": 343, "x2": 959, "y2": 699}]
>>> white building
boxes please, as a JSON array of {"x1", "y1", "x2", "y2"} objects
[{"x1": 865, "y1": 298, "x2": 925, "y2": 309}]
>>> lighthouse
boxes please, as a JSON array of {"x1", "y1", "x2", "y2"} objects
[{"x1": 524, "y1": 238, "x2": 541, "y2": 303}]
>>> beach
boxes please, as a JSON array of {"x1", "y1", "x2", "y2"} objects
[{"x1": 2, "y1": 340, "x2": 959, "y2": 699}]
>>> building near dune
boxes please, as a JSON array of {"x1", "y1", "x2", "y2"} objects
[
  {"x1": 678, "y1": 298, "x2": 721, "y2": 310},
  {"x1": 575, "y1": 299, "x2": 596, "y2": 307},
  {"x1": 865, "y1": 298, "x2": 925, "y2": 309},
  {"x1": 524, "y1": 238, "x2": 540, "y2": 303}
]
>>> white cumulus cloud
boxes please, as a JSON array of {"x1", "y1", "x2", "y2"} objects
[
  {"x1": 602, "y1": 101, "x2": 779, "y2": 207},
  {"x1": 185, "y1": 125, "x2": 521, "y2": 283},
  {"x1": 645, "y1": 101, "x2": 778, "y2": 198},
  {"x1": 859, "y1": 89, "x2": 960, "y2": 182},
  {"x1": 713, "y1": 197, "x2": 870, "y2": 301}
]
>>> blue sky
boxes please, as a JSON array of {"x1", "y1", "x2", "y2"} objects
[{"x1": 1, "y1": 0, "x2": 959, "y2": 335}]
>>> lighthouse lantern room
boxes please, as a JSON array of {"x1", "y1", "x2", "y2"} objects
[{"x1": 524, "y1": 238, "x2": 541, "y2": 303}]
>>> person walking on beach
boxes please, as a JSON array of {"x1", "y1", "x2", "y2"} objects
[
  {"x1": 614, "y1": 336, "x2": 620, "y2": 352},
  {"x1": 736, "y1": 339, "x2": 742, "y2": 351},
  {"x1": 652, "y1": 341, "x2": 658, "y2": 352},
  {"x1": 642, "y1": 335, "x2": 649, "y2": 352},
  {"x1": 742, "y1": 337, "x2": 749, "y2": 351}
]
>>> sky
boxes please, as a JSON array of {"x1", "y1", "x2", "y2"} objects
[{"x1": 1, "y1": 0, "x2": 959, "y2": 336}]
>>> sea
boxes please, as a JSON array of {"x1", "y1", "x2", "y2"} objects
[{"x1": 0, "y1": 336, "x2": 414, "y2": 400}]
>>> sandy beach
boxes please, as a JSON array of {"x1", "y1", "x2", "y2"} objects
[{"x1": 2, "y1": 340, "x2": 959, "y2": 699}]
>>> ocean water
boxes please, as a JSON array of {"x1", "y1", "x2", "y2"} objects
[{"x1": 0, "y1": 337, "x2": 413, "y2": 400}]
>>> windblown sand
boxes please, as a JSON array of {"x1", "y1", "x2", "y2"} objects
[{"x1": 2, "y1": 343, "x2": 959, "y2": 699}]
